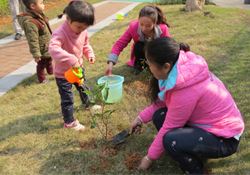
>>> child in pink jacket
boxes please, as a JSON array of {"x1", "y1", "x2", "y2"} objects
[
  {"x1": 106, "y1": 5, "x2": 171, "y2": 75},
  {"x1": 130, "y1": 37, "x2": 244, "y2": 174},
  {"x1": 49, "y1": 1, "x2": 95, "y2": 131}
]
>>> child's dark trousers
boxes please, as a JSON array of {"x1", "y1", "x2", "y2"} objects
[
  {"x1": 37, "y1": 57, "x2": 53, "y2": 83},
  {"x1": 55, "y1": 78, "x2": 89, "y2": 124},
  {"x1": 152, "y1": 107, "x2": 240, "y2": 174}
]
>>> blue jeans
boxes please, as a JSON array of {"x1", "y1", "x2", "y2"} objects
[
  {"x1": 152, "y1": 107, "x2": 240, "y2": 174},
  {"x1": 56, "y1": 78, "x2": 89, "y2": 124}
]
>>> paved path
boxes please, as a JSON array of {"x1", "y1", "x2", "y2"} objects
[
  {"x1": 0, "y1": 0, "x2": 141, "y2": 96},
  {"x1": 211, "y1": 0, "x2": 250, "y2": 10}
]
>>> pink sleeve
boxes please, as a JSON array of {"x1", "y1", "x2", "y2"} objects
[
  {"x1": 160, "y1": 24, "x2": 171, "y2": 37},
  {"x1": 49, "y1": 32, "x2": 78, "y2": 66},
  {"x1": 82, "y1": 32, "x2": 95, "y2": 59},
  {"x1": 111, "y1": 25, "x2": 133, "y2": 55},
  {"x1": 147, "y1": 89, "x2": 198, "y2": 160},
  {"x1": 139, "y1": 100, "x2": 165, "y2": 123}
]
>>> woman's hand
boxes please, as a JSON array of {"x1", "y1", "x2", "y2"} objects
[
  {"x1": 138, "y1": 155, "x2": 153, "y2": 170},
  {"x1": 129, "y1": 116, "x2": 142, "y2": 134},
  {"x1": 105, "y1": 62, "x2": 113, "y2": 76},
  {"x1": 89, "y1": 57, "x2": 95, "y2": 64}
]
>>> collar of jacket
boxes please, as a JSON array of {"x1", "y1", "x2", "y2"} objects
[
  {"x1": 26, "y1": 9, "x2": 51, "y2": 34},
  {"x1": 62, "y1": 21, "x2": 82, "y2": 39},
  {"x1": 26, "y1": 9, "x2": 47, "y2": 22},
  {"x1": 137, "y1": 24, "x2": 162, "y2": 41},
  {"x1": 158, "y1": 62, "x2": 178, "y2": 101}
]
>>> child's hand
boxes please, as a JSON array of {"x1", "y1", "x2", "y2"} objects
[
  {"x1": 138, "y1": 155, "x2": 152, "y2": 170},
  {"x1": 105, "y1": 62, "x2": 113, "y2": 76},
  {"x1": 89, "y1": 57, "x2": 95, "y2": 64},
  {"x1": 73, "y1": 62, "x2": 80, "y2": 68},
  {"x1": 129, "y1": 116, "x2": 142, "y2": 134},
  {"x1": 34, "y1": 57, "x2": 41, "y2": 63}
]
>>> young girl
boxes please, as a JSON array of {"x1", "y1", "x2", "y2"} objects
[
  {"x1": 49, "y1": 1, "x2": 95, "y2": 131},
  {"x1": 130, "y1": 37, "x2": 244, "y2": 173},
  {"x1": 106, "y1": 5, "x2": 171, "y2": 75}
]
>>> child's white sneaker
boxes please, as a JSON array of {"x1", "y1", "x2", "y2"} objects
[{"x1": 64, "y1": 119, "x2": 85, "y2": 131}]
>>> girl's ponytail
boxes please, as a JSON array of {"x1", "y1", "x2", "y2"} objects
[
  {"x1": 154, "y1": 6, "x2": 170, "y2": 27},
  {"x1": 180, "y1": 43, "x2": 190, "y2": 52},
  {"x1": 57, "y1": 1, "x2": 73, "y2": 19}
]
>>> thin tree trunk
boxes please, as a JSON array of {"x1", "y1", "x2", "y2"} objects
[{"x1": 185, "y1": 0, "x2": 205, "y2": 12}]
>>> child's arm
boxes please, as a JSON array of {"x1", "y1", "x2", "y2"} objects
[
  {"x1": 82, "y1": 31, "x2": 95, "y2": 62},
  {"x1": 108, "y1": 24, "x2": 133, "y2": 64},
  {"x1": 49, "y1": 32, "x2": 79, "y2": 66},
  {"x1": 23, "y1": 21, "x2": 41, "y2": 60}
]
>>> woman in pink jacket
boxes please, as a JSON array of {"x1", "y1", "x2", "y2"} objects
[
  {"x1": 49, "y1": 1, "x2": 95, "y2": 131},
  {"x1": 106, "y1": 5, "x2": 171, "y2": 75},
  {"x1": 130, "y1": 37, "x2": 244, "y2": 174}
]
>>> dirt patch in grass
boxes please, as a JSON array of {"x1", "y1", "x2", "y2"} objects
[
  {"x1": 101, "y1": 146, "x2": 118, "y2": 157},
  {"x1": 124, "y1": 152, "x2": 142, "y2": 170},
  {"x1": 125, "y1": 80, "x2": 148, "y2": 96},
  {"x1": 89, "y1": 155, "x2": 112, "y2": 174},
  {"x1": 78, "y1": 139, "x2": 98, "y2": 150},
  {"x1": 79, "y1": 138, "x2": 119, "y2": 155},
  {"x1": 80, "y1": 139, "x2": 118, "y2": 173}
]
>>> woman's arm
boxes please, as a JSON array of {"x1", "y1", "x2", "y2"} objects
[{"x1": 139, "y1": 100, "x2": 166, "y2": 123}]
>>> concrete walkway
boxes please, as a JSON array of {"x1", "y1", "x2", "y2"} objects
[
  {"x1": 211, "y1": 0, "x2": 250, "y2": 10},
  {"x1": 0, "y1": 0, "x2": 141, "y2": 96}
]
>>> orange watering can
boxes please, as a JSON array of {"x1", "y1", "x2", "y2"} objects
[{"x1": 64, "y1": 67, "x2": 84, "y2": 85}]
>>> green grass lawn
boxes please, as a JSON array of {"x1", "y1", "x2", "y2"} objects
[{"x1": 0, "y1": 4, "x2": 250, "y2": 174}]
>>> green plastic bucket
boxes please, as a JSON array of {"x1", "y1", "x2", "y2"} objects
[{"x1": 97, "y1": 75, "x2": 124, "y2": 103}]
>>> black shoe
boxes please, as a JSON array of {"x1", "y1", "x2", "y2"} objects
[{"x1": 14, "y1": 33, "x2": 22, "y2": 40}]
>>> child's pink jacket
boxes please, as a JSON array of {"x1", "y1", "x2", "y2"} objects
[
  {"x1": 49, "y1": 21, "x2": 95, "y2": 78},
  {"x1": 139, "y1": 51, "x2": 244, "y2": 160},
  {"x1": 108, "y1": 20, "x2": 170, "y2": 66}
]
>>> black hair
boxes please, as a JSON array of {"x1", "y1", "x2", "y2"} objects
[
  {"x1": 139, "y1": 5, "x2": 169, "y2": 27},
  {"x1": 58, "y1": 0, "x2": 95, "y2": 25},
  {"x1": 145, "y1": 37, "x2": 190, "y2": 102},
  {"x1": 22, "y1": 0, "x2": 37, "y2": 10}
]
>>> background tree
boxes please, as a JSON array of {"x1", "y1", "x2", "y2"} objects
[{"x1": 185, "y1": 0, "x2": 205, "y2": 12}]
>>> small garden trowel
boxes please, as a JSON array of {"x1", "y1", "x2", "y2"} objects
[{"x1": 111, "y1": 125, "x2": 141, "y2": 146}]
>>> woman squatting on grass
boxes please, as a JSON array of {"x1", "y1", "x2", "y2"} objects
[
  {"x1": 49, "y1": 0, "x2": 96, "y2": 131},
  {"x1": 106, "y1": 5, "x2": 171, "y2": 75},
  {"x1": 130, "y1": 37, "x2": 245, "y2": 174}
]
